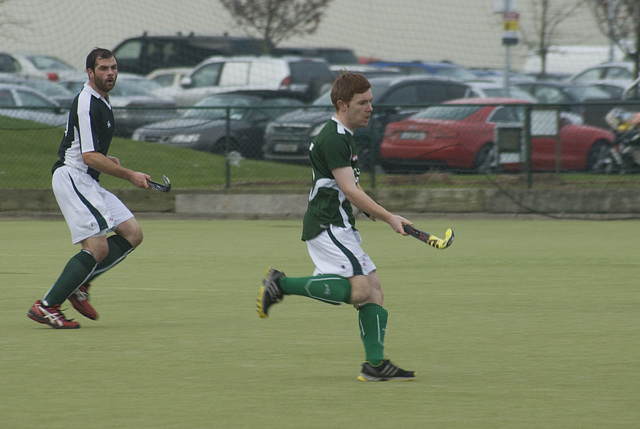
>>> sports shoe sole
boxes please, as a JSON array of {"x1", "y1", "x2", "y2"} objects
[
  {"x1": 357, "y1": 373, "x2": 415, "y2": 382},
  {"x1": 27, "y1": 310, "x2": 80, "y2": 329}
]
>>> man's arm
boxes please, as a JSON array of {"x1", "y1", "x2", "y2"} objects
[
  {"x1": 332, "y1": 166, "x2": 410, "y2": 234},
  {"x1": 82, "y1": 151, "x2": 150, "y2": 189}
]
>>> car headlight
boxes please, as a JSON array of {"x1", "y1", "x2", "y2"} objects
[
  {"x1": 170, "y1": 134, "x2": 200, "y2": 144},
  {"x1": 265, "y1": 122, "x2": 276, "y2": 135}
]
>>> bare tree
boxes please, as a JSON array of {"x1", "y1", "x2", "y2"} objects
[
  {"x1": 589, "y1": 0, "x2": 640, "y2": 79},
  {"x1": 519, "y1": 0, "x2": 586, "y2": 79},
  {"x1": 219, "y1": 0, "x2": 333, "y2": 53}
]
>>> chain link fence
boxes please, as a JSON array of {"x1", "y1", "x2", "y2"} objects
[{"x1": 2, "y1": 100, "x2": 640, "y2": 196}]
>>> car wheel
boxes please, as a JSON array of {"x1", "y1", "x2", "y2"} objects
[
  {"x1": 474, "y1": 143, "x2": 500, "y2": 174},
  {"x1": 212, "y1": 137, "x2": 237, "y2": 155},
  {"x1": 586, "y1": 140, "x2": 617, "y2": 174}
]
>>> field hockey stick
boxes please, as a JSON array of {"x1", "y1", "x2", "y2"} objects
[
  {"x1": 403, "y1": 224, "x2": 454, "y2": 250},
  {"x1": 147, "y1": 175, "x2": 171, "y2": 192}
]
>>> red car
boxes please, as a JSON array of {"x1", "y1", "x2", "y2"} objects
[{"x1": 379, "y1": 98, "x2": 615, "y2": 173}]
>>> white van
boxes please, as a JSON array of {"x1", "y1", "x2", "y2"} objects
[{"x1": 171, "y1": 56, "x2": 333, "y2": 106}]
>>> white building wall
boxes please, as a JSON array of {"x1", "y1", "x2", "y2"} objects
[{"x1": 0, "y1": 0, "x2": 610, "y2": 73}]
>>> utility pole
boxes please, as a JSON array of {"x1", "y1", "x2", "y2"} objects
[{"x1": 497, "y1": 0, "x2": 520, "y2": 95}]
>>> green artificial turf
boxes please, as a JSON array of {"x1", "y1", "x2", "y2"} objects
[
  {"x1": 0, "y1": 124, "x2": 311, "y2": 190},
  {"x1": 1, "y1": 219, "x2": 638, "y2": 428},
  {"x1": 3, "y1": 121, "x2": 640, "y2": 191}
]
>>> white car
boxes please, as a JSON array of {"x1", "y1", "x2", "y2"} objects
[
  {"x1": 147, "y1": 67, "x2": 193, "y2": 87},
  {"x1": 173, "y1": 55, "x2": 333, "y2": 106},
  {"x1": 0, "y1": 83, "x2": 67, "y2": 126},
  {"x1": 0, "y1": 52, "x2": 84, "y2": 82},
  {"x1": 569, "y1": 61, "x2": 635, "y2": 84},
  {"x1": 146, "y1": 67, "x2": 193, "y2": 101}
]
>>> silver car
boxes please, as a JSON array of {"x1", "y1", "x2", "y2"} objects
[{"x1": 0, "y1": 82, "x2": 67, "y2": 127}]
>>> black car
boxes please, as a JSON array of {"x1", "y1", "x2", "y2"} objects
[
  {"x1": 113, "y1": 33, "x2": 272, "y2": 75},
  {"x1": 262, "y1": 75, "x2": 473, "y2": 169},
  {"x1": 131, "y1": 90, "x2": 306, "y2": 159},
  {"x1": 272, "y1": 46, "x2": 360, "y2": 67}
]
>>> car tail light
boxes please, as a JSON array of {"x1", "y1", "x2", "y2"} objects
[
  {"x1": 280, "y1": 76, "x2": 291, "y2": 88},
  {"x1": 47, "y1": 72, "x2": 60, "y2": 81}
]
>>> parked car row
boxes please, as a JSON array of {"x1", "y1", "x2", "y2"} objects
[
  {"x1": 2, "y1": 38, "x2": 639, "y2": 174},
  {"x1": 0, "y1": 68, "x2": 624, "y2": 174},
  {"x1": 132, "y1": 90, "x2": 305, "y2": 158}
]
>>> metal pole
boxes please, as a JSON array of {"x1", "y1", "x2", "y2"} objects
[
  {"x1": 225, "y1": 107, "x2": 231, "y2": 190},
  {"x1": 524, "y1": 104, "x2": 532, "y2": 189},
  {"x1": 503, "y1": 0, "x2": 511, "y2": 97}
]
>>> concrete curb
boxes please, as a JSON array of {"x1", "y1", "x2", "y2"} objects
[{"x1": 2, "y1": 188, "x2": 639, "y2": 219}]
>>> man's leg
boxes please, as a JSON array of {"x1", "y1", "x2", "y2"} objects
[
  {"x1": 69, "y1": 218, "x2": 142, "y2": 319},
  {"x1": 257, "y1": 268, "x2": 353, "y2": 318},
  {"x1": 28, "y1": 238, "x2": 103, "y2": 329},
  {"x1": 353, "y1": 272, "x2": 415, "y2": 381},
  {"x1": 40, "y1": 249, "x2": 98, "y2": 307},
  {"x1": 281, "y1": 273, "x2": 352, "y2": 304},
  {"x1": 351, "y1": 272, "x2": 386, "y2": 366},
  {"x1": 90, "y1": 217, "x2": 142, "y2": 280}
]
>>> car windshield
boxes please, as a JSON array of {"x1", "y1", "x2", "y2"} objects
[
  {"x1": 26, "y1": 55, "x2": 75, "y2": 71},
  {"x1": 322, "y1": 50, "x2": 359, "y2": 65},
  {"x1": 112, "y1": 77, "x2": 164, "y2": 97},
  {"x1": 433, "y1": 66, "x2": 477, "y2": 81},
  {"x1": 183, "y1": 96, "x2": 256, "y2": 120},
  {"x1": 481, "y1": 86, "x2": 536, "y2": 101},
  {"x1": 111, "y1": 79, "x2": 156, "y2": 97},
  {"x1": 563, "y1": 85, "x2": 611, "y2": 101},
  {"x1": 24, "y1": 79, "x2": 74, "y2": 97},
  {"x1": 289, "y1": 61, "x2": 333, "y2": 83},
  {"x1": 312, "y1": 80, "x2": 393, "y2": 106},
  {"x1": 411, "y1": 105, "x2": 484, "y2": 120}
]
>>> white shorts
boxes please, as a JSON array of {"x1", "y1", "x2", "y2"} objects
[
  {"x1": 306, "y1": 224, "x2": 376, "y2": 278},
  {"x1": 52, "y1": 166, "x2": 133, "y2": 244}
]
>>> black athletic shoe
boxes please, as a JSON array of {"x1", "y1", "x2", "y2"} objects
[
  {"x1": 257, "y1": 267, "x2": 284, "y2": 318},
  {"x1": 357, "y1": 360, "x2": 416, "y2": 382}
]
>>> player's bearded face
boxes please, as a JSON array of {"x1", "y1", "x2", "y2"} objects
[{"x1": 90, "y1": 57, "x2": 118, "y2": 94}]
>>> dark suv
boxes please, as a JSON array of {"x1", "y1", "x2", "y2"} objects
[
  {"x1": 262, "y1": 75, "x2": 473, "y2": 169},
  {"x1": 112, "y1": 33, "x2": 271, "y2": 75},
  {"x1": 272, "y1": 47, "x2": 360, "y2": 67}
]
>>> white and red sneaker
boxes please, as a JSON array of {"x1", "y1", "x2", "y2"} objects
[
  {"x1": 27, "y1": 300, "x2": 80, "y2": 329},
  {"x1": 68, "y1": 284, "x2": 98, "y2": 320}
]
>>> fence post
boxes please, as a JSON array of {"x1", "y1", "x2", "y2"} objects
[
  {"x1": 524, "y1": 104, "x2": 532, "y2": 189},
  {"x1": 225, "y1": 107, "x2": 231, "y2": 190}
]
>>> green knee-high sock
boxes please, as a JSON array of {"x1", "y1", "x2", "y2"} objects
[
  {"x1": 358, "y1": 303, "x2": 388, "y2": 366},
  {"x1": 280, "y1": 274, "x2": 351, "y2": 305},
  {"x1": 42, "y1": 250, "x2": 97, "y2": 307},
  {"x1": 86, "y1": 235, "x2": 134, "y2": 283}
]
